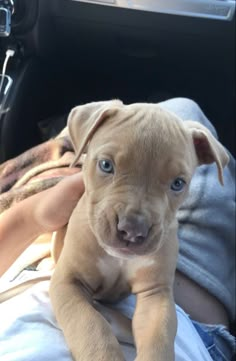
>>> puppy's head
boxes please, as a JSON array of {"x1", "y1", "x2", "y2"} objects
[{"x1": 68, "y1": 101, "x2": 229, "y2": 259}]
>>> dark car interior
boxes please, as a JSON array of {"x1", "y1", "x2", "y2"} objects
[{"x1": 0, "y1": 0, "x2": 235, "y2": 164}]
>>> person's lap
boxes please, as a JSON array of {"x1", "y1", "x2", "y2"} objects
[
  {"x1": 0, "y1": 277, "x2": 213, "y2": 361},
  {"x1": 0, "y1": 98, "x2": 235, "y2": 361}
]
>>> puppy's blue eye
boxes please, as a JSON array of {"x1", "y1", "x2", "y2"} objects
[
  {"x1": 98, "y1": 159, "x2": 114, "y2": 174},
  {"x1": 171, "y1": 178, "x2": 186, "y2": 192}
]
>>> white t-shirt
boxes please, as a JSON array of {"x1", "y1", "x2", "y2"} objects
[{"x1": 0, "y1": 276, "x2": 212, "y2": 361}]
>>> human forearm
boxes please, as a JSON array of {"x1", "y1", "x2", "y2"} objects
[
  {"x1": 0, "y1": 195, "x2": 43, "y2": 276},
  {"x1": 0, "y1": 172, "x2": 84, "y2": 276}
]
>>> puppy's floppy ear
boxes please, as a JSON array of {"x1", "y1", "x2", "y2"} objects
[
  {"x1": 184, "y1": 121, "x2": 229, "y2": 185},
  {"x1": 68, "y1": 100, "x2": 123, "y2": 166}
]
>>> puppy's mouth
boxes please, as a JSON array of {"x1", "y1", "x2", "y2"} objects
[
  {"x1": 100, "y1": 227, "x2": 162, "y2": 259},
  {"x1": 90, "y1": 207, "x2": 163, "y2": 259},
  {"x1": 116, "y1": 232, "x2": 147, "y2": 251},
  {"x1": 103, "y1": 242, "x2": 154, "y2": 259}
]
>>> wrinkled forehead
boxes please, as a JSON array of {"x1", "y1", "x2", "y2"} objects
[
  {"x1": 88, "y1": 105, "x2": 195, "y2": 177},
  {"x1": 90, "y1": 104, "x2": 191, "y2": 155}
]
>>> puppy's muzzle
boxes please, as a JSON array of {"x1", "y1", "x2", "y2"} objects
[{"x1": 117, "y1": 213, "x2": 151, "y2": 246}]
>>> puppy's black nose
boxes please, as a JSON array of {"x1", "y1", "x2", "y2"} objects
[{"x1": 117, "y1": 214, "x2": 150, "y2": 244}]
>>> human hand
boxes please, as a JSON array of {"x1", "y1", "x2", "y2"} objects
[
  {"x1": 33, "y1": 172, "x2": 84, "y2": 233},
  {"x1": 0, "y1": 172, "x2": 84, "y2": 275}
]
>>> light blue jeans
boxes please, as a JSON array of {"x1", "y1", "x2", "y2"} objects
[{"x1": 193, "y1": 321, "x2": 236, "y2": 361}]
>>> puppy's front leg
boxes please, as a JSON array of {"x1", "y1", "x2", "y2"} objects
[
  {"x1": 50, "y1": 268, "x2": 125, "y2": 361},
  {"x1": 133, "y1": 288, "x2": 177, "y2": 361}
]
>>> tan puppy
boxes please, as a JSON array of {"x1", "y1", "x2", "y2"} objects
[{"x1": 50, "y1": 100, "x2": 229, "y2": 361}]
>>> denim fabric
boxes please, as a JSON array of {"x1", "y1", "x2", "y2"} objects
[{"x1": 193, "y1": 321, "x2": 236, "y2": 361}]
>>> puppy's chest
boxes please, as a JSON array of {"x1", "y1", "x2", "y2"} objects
[{"x1": 93, "y1": 256, "x2": 155, "y2": 301}]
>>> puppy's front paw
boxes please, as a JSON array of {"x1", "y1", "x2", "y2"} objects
[
  {"x1": 85, "y1": 348, "x2": 125, "y2": 361},
  {"x1": 71, "y1": 336, "x2": 125, "y2": 361},
  {"x1": 134, "y1": 352, "x2": 174, "y2": 361}
]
